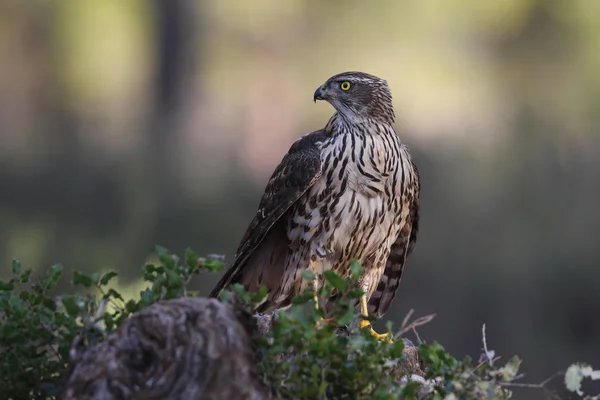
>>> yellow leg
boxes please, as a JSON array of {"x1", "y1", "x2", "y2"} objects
[
  {"x1": 359, "y1": 295, "x2": 392, "y2": 342},
  {"x1": 314, "y1": 287, "x2": 319, "y2": 311},
  {"x1": 313, "y1": 276, "x2": 320, "y2": 311},
  {"x1": 312, "y1": 277, "x2": 338, "y2": 328}
]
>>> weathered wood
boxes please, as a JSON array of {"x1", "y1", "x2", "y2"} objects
[{"x1": 60, "y1": 297, "x2": 272, "y2": 400}]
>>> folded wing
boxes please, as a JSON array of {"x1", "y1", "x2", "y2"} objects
[{"x1": 209, "y1": 130, "x2": 326, "y2": 299}]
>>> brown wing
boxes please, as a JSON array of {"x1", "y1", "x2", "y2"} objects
[
  {"x1": 368, "y1": 160, "x2": 421, "y2": 317},
  {"x1": 209, "y1": 129, "x2": 326, "y2": 298}
]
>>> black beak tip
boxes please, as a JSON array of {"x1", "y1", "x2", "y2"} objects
[{"x1": 313, "y1": 86, "x2": 325, "y2": 102}]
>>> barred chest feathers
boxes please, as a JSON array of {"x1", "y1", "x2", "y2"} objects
[{"x1": 286, "y1": 120, "x2": 413, "y2": 299}]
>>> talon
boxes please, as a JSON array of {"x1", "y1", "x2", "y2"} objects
[
  {"x1": 358, "y1": 294, "x2": 391, "y2": 341},
  {"x1": 360, "y1": 320, "x2": 393, "y2": 342}
]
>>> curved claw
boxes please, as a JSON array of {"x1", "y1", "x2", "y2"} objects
[{"x1": 360, "y1": 320, "x2": 393, "y2": 342}]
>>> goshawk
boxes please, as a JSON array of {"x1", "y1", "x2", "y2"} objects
[{"x1": 210, "y1": 71, "x2": 420, "y2": 340}]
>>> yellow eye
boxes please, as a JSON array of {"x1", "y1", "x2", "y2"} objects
[{"x1": 340, "y1": 81, "x2": 351, "y2": 91}]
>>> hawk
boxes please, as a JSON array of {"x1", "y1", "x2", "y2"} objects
[{"x1": 210, "y1": 71, "x2": 420, "y2": 340}]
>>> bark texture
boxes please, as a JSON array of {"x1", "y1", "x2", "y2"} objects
[{"x1": 60, "y1": 297, "x2": 271, "y2": 400}]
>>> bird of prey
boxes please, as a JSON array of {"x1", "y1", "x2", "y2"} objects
[{"x1": 210, "y1": 71, "x2": 420, "y2": 340}]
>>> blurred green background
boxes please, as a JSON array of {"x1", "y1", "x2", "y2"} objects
[{"x1": 1, "y1": 0, "x2": 599, "y2": 396}]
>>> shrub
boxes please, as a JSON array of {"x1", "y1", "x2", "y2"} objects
[{"x1": 0, "y1": 247, "x2": 597, "y2": 399}]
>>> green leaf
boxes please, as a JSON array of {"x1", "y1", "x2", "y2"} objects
[
  {"x1": 0, "y1": 280, "x2": 14, "y2": 291},
  {"x1": 250, "y1": 285, "x2": 268, "y2": 305},
  {"x1": 185, "y1": 248, "x2": 199, "y2": 269},
  {"x1": 324, "y1": 270, "x2": 347, "y2": 292},
  {"x1": 373, "y1": 387, "x2": 389, "y2": 400},
  {"x1": 336, "y1": 304, "x2": 356, "y2": 326},
  {"x1": 348, "y1": 288, "x2": 366, "y2": 299},
  {"x1": 99, "y1": 271, "x2": 118, "y2": 286},
  {"x1": 202, "y1": 258, "x2": 224, "y2": 272},
  {"x1": 143, "y1": 263, "x2": 160, "y2": 282},
  {"x1": 19, "y1": 291, "x2": 30, "y2": 302},
  {"x1": 140, "y1": 288, "x2": 155, "y2": 305},
  {"x1": 42, "y1": 297, "x2": 57, "y2": 311},
  {"x1": 61, "y1": 296, "x2": 81, "y2": 316},
  {"x1": 350, "y1": 259, "x2": 363, "y2": 279},
  {"x1": 497, "y1": 355, "x2": 521, "y2": 381},
  {"x1": 218, "y1": 290, "x2": 232, "y2": 302},
  {"x1": 155, "y1": 245, "x2": 176, "y2": 269},
  {"x1": 45, "y1": 264, "x2": 64, "y2": 288},
  {"x1": 72, "y1": 271, "x2": 93, "y2": 288},
  {"x1": 152, "y1": 274, "x2": 167, "y2": 294},
  {"x1": 104, "y1": 313, "x2": 115, "y2": 332},
  {"x1": 104, "y1": 288, "x2": 124, "y2": 302},
  {"x1": 291, "y1": 292, "x2": 314, "y2": 305},
  {"x1": 125, "y1": 299, "x2": 139, "y2": 313},
  {"x1": 293, "y1": 307, "x2": 317, "y2": 330},
  {"x1": 19, "y1": 269, "x2": 32, "y2": 283},
  {"x1": 390, "y1": 339, "x2": 405, "y2": 358},
  {"x1": 166, "y1": 269, "x2": 182, "y2": 287},
  {"x1": 155, "y1": 245, "x2": 170, "y2": 259},
  {"x1": 9, "y1": 296, "x2": 27, "y2": 317},
  {"x1": 565, "y1": 363, "x2": 600, "y2": 395},
  {"x1": 565, "y1": 364, "x2": 585, "y2": 395},
  {"x1": 11, "y1": 260, "x2": 21, "y2": 276},
  {"x1": 143, "y1": 263, "x2": 157, "y2": 273},
  {"x1": 401, "y1": 380, "x2": 422, "y2": 398},
  {"x1": 302, "y1": 270, "x2": 316, "y2": 281},
  {"x1": 230, "y1": 284, "x2": 251, "y2": 303}
]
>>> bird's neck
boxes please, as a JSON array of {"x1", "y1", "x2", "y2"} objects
[{"x1": 324, "y1": 112, "x2": 395, "y2": 137}]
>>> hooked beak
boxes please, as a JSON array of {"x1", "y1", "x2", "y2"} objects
[{"x1": 313, "y1": 85, "x2": 326, "y2": 102}]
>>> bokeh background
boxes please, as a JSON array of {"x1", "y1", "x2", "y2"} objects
[{"x1": 1, "y1": 1, "x2": 599, "y2": 397}]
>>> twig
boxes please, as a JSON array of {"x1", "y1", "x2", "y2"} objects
[
  {"x1": 479, "y1": 323, "x2": 497, "y2": 367},
  {"x1": 412, "y1": 327, "x2": 424, "y2": 344},
  {"x1": 477, "y1": 324, "x2": 564, "y2": 399},
  {"x1": 95, "y1": 285, "x2": 122, "y2": 311},
  {"x1": 499, "y1": 370, "x2": 565, "y2": 400},
  {"x1": 393, "y1": 311, "x2": 436, "y2": 340},
  {"x1": 482, "y1": 324, "x2": 488, "y2": 355},
  {"x1": 539, "y1": 371, "x2": 566, "y2": 387},
  {"x1": 472, "y1": 356, "x2": 502, "y2": 372},
  {"x1": 37, "y1": 320, "x2": 63, "y2": 361},
  {"x1": 399, "y1": 309, "x2": 414, "y2": 332}
]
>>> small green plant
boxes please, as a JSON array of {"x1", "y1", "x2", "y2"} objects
[
  {"x1": 0, "y1": 246, "x2": 223, "y2": 399},
  {"x1": 0, "y1": 261, "x2": 75, "y2": 399},
  {"x1": 0, "y1": 247, "x2": 597, "y2": 399},
  {"x1": 250, "y1": 261, "x2": 411, "y2": 399}
]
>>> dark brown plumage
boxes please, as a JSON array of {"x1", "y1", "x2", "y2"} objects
[{"x1": 210, "y1": 72, "x2": 420, "y2": 338}]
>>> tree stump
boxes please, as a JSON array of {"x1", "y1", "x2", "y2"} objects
[
  {"x1": 60, "y1": 297, "x2": 272, "y2": 400},
  {"x1": 60, "y1": 297, "x2": 422, "y2": 399}
]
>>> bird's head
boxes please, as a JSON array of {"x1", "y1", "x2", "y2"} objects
[{"x1": 313, "y1": 71, "x2": 395, "y2": 125}]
